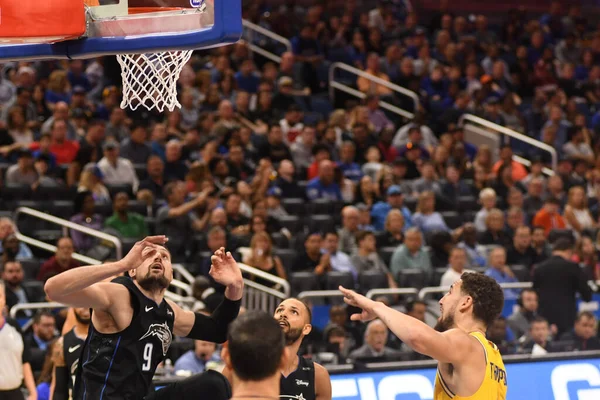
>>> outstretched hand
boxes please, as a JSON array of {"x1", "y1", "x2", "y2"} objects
[
  {"x1": 210, "y1": 247, "x2": 243, "y2": 289},
  {"x1": 339, "y1": 286, "x2": 379, "y2": 322},
  {"x1": 121, "y1": 236, "x2": 168, "y2": 271}
]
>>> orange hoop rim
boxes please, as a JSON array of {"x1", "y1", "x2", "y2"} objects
[{"x1": 127, "y1": 7, "x2": 184, "y2": 15}]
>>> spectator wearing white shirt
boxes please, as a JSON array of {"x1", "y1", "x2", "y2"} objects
[
  {"x1": 474, "y1": 188, "x2": 497, "y2": 232},
  {"x1": 440, "y1": 247, "x2": 474, "y2": 287},
  {"x1": 322, "y1": 231, "x2": 357, "y2": 280},
  {"x1": 97, "y1": 141, "x2": 139, "y2": 192}
]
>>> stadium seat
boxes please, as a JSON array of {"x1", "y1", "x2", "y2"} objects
[
  {"x1": 134, "y1": 164, "x2": 148, "y2": 180},
  {"x1": 432, "y1": 268, "x2": 447, "y2": 286},
  {"x1": 397, "y1": 268, "x2": 428, "y2": 289},
  {"x1": 32, "y1": 184, "x2": 74, "y2": 201},
  {"x1": 282, "y1": 198, "x2": 305, "y2": 216},
  {"x1": 306, "y1": 199, "x2": 334, "y2": 215},
  {"x1": 271, "y1": 232, "x2": 290, "y2": 249},
  {"x1": 378, "y1": 247, "x2": 397, "y2": 267},
  {"x1": 106, "y1": 183, "x2": 134, "y2": 198},
  {"x1": 3, "y1": 184, "x2": 33, "y2": 203},
  {"x1": 404, "y1": 197, "x2": 417, "y2": 212},
  {"x1": 22, "y1": 280, "x2": 46, "y2": 302},
  {"x1": 307, "y1": 214, "x2": 335, "y2": 234},
  {"x1": 273, "y1": 249, "x2": 298, "y2": 273},
  {"x1": 128, "y1": 200, "x2": 150, "y2": 216},
  {"x1": 145, "y1": 217, "x2": 156, "y2": 235},
  {"x1": 510, "y1": 264, "x2": 531, "y2": 282},
  {"x1": 325, "y1": 271, "x2": 354, "y2": 291},
  {"x1": 20, "y1": 259, "x2": 41, "y2": 281},
  {"x1": 94, "y1": 202, "x2": 113, "y2": 217},
  {"x1": 290, "y1": 272, "x2": 320, "y2": 296},
  {"x1": 120, "y1": 237, "x2": 138, "y2": 254},
  {"x1": 52, "y1": 201, "x2": 75, "y2": 219},
  {"x1": 441, "y1": 211, "x2": 462, "y2": 229},
  {"x1": 358, "y1": 270, "x2": 388, "y2": 293},
  {"x1": 458, "y1": 196, "x2": 478, "y2": 211},
  {"x1": 279, "y1": 215, "x2": 303, "y2": 234}
]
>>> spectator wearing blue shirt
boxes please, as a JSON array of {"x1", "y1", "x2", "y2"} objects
[
  {"x1": 371, "y1": 185, "x2": 413, "y2": 231},
  {"x1": 174, "y1": 340, "x2": 221, "y2": 375},
  {"x1": 485, "y1": 247, "x2": 520, "y2": 300},
  {"x1": 306, "y1": 160, "x2": 342, "y2": 201},
  {"x1": 338, "y1": 141, "x2": 363, "y2": 183},
  {"x1": 541, "y1": 105, "x2": 572, "y2": 148},
  {"x1": 234, "y1": 59, "x2": 261, "y2": 94},
  {"x1": 412, "y1": 191, "x2": 451, "y2": 234}
]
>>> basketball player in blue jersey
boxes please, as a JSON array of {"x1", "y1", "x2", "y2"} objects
[{"x1": 45, "y1": 236, "x2": 242, "y2": 400}]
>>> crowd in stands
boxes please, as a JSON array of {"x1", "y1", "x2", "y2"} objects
[{"x1": 2, "y1": 0, "x2": 600, "y2": 386}]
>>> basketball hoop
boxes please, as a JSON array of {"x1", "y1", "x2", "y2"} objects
[{"x1": 117, "y1": 50, "x2": 193, "y2": 112}]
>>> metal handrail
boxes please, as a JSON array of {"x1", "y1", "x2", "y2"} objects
[
  {"x1": 14, "y1": 206, "x2": 123, "y2": 260},
  {"x1": 241, "y1": 19, "x2": 292, "y2": 64},
  {"x1": 459, "y1": 114, "x2": 558, "y2": 172},
  {"x1": 172, "y1": 263, "x2": 195, "y2": 285},
  {"x1": 512, "y1": 155, "x2": 555, "y2": 176},
  {"x1": 10, "y1": 302, "x2": 66, "y2": 319},
  {"x1": 15, "y1": 233, "x2": 102, "y2": 265},
  {"x1": 239, "y1": 262, "x2": 291, "y2": 297},
  {"x1": 328, "y1": 62, "x2": 419, "y2": 119},
  {"x1": 365, "y1": 288, "x2": 419, "y2": 299},
  {"x1": 298, "y1": 290, "x2": 345, "y2": 301}
]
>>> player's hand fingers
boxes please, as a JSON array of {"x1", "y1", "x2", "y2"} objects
[
  {"x1": 211, "y1": 255, "x2": 222, "y2": 267},
  {"x1": 142, "y1": 235, "x2": 168, "y2": 245},
  {"x1": 349, "y1": 313, "x2": 363, "y2": 321},
  {"x1": 343, "y1": 296, "x2": 358, "y2": 307},
  {"x1": 226, "y1": 251, "x2": 235, "y2": 262}
]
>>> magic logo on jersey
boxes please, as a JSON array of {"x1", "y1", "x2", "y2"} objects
[{"x1": 139, "y1": 322, "x2": 172, "y2": 356}]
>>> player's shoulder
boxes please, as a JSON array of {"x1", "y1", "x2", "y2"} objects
[{"x1": 313, "y1": 362, "x2": 330, "y2": 380}]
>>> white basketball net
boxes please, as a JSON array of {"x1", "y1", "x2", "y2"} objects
[{"x1": 117, "y1": 50, "x2": 193, "y2": 112}]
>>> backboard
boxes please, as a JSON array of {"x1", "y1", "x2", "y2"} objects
[{"x1": 0, "y1": 0, "x2": 241, "y2": 61}]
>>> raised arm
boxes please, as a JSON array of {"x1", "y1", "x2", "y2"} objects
[
  {"x1": 339, "y1": 286, "x2": 479, "y2": 364},
  {"x1": 168, "y1": 248, "x2": 243, "y2": 341},
  {"x1": 50, "y1": 337, "x2": 68, "y2": 400},
  {"x1": 45, "y1": 236, "x2": 168, "y2": 310}
]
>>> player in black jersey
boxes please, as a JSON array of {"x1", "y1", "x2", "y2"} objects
[
  {"x1": 45, "y1": 236, "x2": 243, "y2": 400},
  {"x1": 51, "y1": 307, "x2": 90, "y2": 400},
  {"x1": 275, "y1": 299, "x2": 331, "y2": 400},
  {"x1": 222, "y1": 298, "x2": 332, "y2": 400}
]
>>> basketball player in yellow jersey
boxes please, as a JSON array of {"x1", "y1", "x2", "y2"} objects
[{"x1": 339, "y1": 272, "x2": 507, "y2": 400}]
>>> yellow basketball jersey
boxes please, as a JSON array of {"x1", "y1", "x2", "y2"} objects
[{"x1": 434, "y1": 332, "x2": 507, "y2": 400}]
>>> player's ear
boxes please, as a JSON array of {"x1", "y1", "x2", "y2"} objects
[
  {"x1": 302, "y1": 323, "x2": 312, "y2": 336},
  {"x1": 459, "y1": 295, "x2": 473, "y2": 312},
  {"x1": 129, "y1": 268, "x2": 137, "y2": 278}
]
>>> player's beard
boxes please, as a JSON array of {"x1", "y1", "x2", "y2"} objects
[
  {"x1": 284, "y1": 326, "x2": 304, "y2": 345},
  {"x1": 434, "y1": 313, "x2": 455, "y2": 332},
  {"x1": 74, "y1": 310, "x2": 91, "y2": 325},
  {"x1": 137, "y1": 269, "x2": 170, "y2": 293}
]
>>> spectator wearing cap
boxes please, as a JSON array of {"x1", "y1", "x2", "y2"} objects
[
  {"x1": 5, "y1": 149, "x2": 37, "y2": 185},
  {"x1": 291, "y1": 126, "x2": 316, "y2": 169},
  {"x1": 67, "y1": 60, "x2": 92, "y2": 92},
  {"x1": 398, "y1": 142, "x2": 426, "y2": 180},
  {"x1": 70, "y1": 85, "x2": 92, "y2": 112},
  {"x1": 356, "y1": 203, "x2": 376, "y2": 232},
  {"x1": 392, "y1": 119, "x2": 438, "y2": 153},
  {"x1": 32, "y1": 119, "x2": 80, "y2": 165},
  {"x1": 272, "y1": 160, "x2": 305, "y2": 199},
  {"x1": 533, "y1": 197, "x2": 567, "y2": 236},
  {"x1": 351, "y1": 231, "x2": 397, "y2": 289},
  {"x1": 37, "y1": 237, "x2": 79, "y2": 282},
  {"x1": 78, "y1": 163, "x2": 110, "y2": 203},
  {"x1": 390, "y1": 228, "x2": 432, "y2": 282},
  {"x1": 265, "y1": 187, "x2": 288, "y2": 220},
  {"x1": 533, "y1": 238, "x2": 593, "y2": 336},
  {"x1": 105, "y1": 192, "x2": 148, "y2": 240},
  {"x1": 482, "y1": 97, "x2": 506, "y2": 126},
  {"x1": 67, "y1": 119, "x2": 105, "y2": 186},
  {"x1": 338, "y1": 141, "x2": 363, "y2": 183},
  {"x1": 371, "y1": 185, "x2": 412, "y2": 231},
  {"x1": 97, "y1": 140, "x2": 139, "y2": 192},
  {"x1": 120, "y1": 122, "x2": 151, "y2": 165},
  {"x1": 306, "y1": 160, "x2": 342, "y2": 201},
  {"x1": 257, "y1": 125, "x2": 292, "y2": 163}
]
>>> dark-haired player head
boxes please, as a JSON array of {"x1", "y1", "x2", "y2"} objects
[
  {"x1": 222, "y1": 311, "x2": 288, "y2": 398},
  {"x1": 435, "y1": 272, "x2": 504, "y2": 332}
]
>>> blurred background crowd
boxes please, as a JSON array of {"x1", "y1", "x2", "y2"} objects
[{"x1": 1, "y1": 0, "x2": 600, "y2": 387}]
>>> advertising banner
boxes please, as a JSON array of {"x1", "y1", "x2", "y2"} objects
[{"x1": 330, "y1": 357, "x2": 600, "y2": 400}]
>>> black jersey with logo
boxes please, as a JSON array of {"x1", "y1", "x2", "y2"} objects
[
  {"x1": 280, "y1": 356, "x2": 315, "y2": 400},
  {"x1": 73, "y1": 276, "x2": 175, "y2": 400},
  {"x1": 63, "y1": 328, "x2": 86, "y2": 397}
]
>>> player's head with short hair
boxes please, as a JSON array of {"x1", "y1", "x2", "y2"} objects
[
  {"x1": 129, "y1": 244, "x2": 172, "y2": 293},
  {"x1": 274, "y1": 298, "x2": 313, "y2": 345},
  {"x1": 436, "y1": 272, "x2": 504, "y2": 332},
  {"x1": 224, "y1": 310, "x2": 288, "y2": 382}
]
